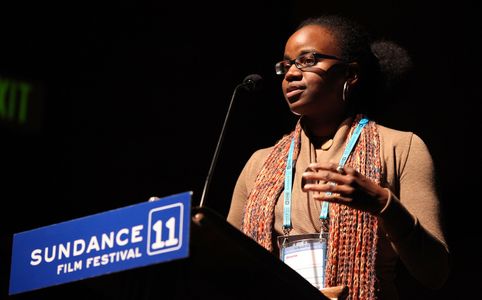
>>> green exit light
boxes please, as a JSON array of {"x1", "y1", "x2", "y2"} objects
[
  {"x1": 0, "y1": 76, "x2": 42, "y2": 132},
  {"x1": 0, "y1": 79, "x2": 31, "y2": 125}
]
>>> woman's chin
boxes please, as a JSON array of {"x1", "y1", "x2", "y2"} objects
[
  {"x1": 287, "y1": 99, "x2": 307, "y2": 116},
  {"x1": 289, "y1": 109, "x2": 302, "y2": 116}
]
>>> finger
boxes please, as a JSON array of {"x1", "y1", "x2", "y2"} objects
[
  {"x1": 302, "y1": 170, "x2": 345, "y2": 184},
  {"x1": 303, "y1": 182, "x2": 355, "y2": 195},
  {"x1": 303, "y1": 182, "x2": 337, "y2": 193},
  {"x1": 341, "y1": 165, "x2": 358, "y2": 176},
  {"x1": 312, "y1": 193, "x2": 352, "y2": 205}
]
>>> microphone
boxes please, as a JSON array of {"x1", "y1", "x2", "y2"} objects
[
  {"x1": 241, "y1": 73, "x2": 263, "y2": 92},
  {"x1": 199, "y1": 74, "x2": 263, "y2": 208}
]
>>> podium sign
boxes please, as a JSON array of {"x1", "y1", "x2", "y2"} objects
[{"x1": 9, "y1": 191, "x2": 191, "y2": 295}]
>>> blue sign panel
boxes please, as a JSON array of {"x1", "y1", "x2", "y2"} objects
[{"x1": 9, "y1": 191, "x2": 191, "y2": 295}]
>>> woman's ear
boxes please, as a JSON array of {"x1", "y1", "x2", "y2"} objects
[{"x1": 346, "y1": 62, "x2": 360, "y2": 86}]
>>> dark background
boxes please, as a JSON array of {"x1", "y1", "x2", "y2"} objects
[{"x1": 1, "y1": 0, "x2": 480, "y2": 299}]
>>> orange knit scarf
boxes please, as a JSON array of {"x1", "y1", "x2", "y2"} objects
[{"x1": 241, "y1": 115, "x2": 380, "y2": 300}]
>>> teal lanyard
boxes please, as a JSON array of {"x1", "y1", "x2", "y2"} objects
[
  {"x1": 283, "y1": 118, "x2": 369, "y2": 231},
  {"x1": 282, "y1": 138, "x2": 296, "y2": 230}
]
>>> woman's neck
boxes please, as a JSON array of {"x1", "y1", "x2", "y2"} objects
[{"x1": 302, "y1": 115, "x2": 344, "y2": 139}]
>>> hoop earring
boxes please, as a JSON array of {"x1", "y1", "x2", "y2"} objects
[{"x1": 342, "y1": 81, "x2": 349, "y2": 102}]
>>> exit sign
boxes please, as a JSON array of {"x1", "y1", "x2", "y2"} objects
[{"x1": 0, "y1": 76, "x2": 43, "y2": 131}]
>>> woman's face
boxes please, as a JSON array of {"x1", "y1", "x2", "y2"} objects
[{"x1": 281, "y1": 25, "x2": 347, "y2": 119}]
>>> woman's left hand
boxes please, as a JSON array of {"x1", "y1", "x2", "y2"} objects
[{"x1": 301, "y1": 162, "x2": 389, "y2": 215}]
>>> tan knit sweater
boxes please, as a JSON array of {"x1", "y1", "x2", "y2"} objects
[{"x1": 227, "y1": 117, "x2": 450, "y2": 300}]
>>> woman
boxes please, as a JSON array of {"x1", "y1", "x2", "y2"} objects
[{"x1": 227, "y1": 15, "x2": 449, "y2": 300}]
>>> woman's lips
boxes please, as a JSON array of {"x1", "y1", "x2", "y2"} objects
[{"x1": 286, "y1": 88, "x2": 304, "y2": 101}]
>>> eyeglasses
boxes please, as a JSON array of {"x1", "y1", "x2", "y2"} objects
[{"x1": 275, "y1": 52, "x2": 346, "y2": 75}]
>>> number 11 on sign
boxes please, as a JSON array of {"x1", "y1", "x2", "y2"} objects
[
  {"x1": 147, "y1": 203, "x2": 184, "y2": 255},
  {"x1": 152, "y1": 217, "x2": 179, "y2": 249}
]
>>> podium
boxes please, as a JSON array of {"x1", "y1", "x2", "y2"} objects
[
  {"x1": 187, "y1": 206, "x2": 328, "y2": 299},
  {"x1": 9, "y1": 205, "x2": 328, "y2": 300}
]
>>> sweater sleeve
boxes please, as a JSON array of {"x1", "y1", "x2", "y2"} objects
[
  {"x1": 226, "y1": 163, "x2": 250, "y2": 230},
  {"x1": 379, "y1": 133, "x2": 450, "y2": 289},
  {"x1": 227, "y1": 149, "x2": 268, "y2": 230}
]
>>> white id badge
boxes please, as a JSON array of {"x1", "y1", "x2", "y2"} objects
[{"x1": 277, "y1": 233, "x2": 328, "y2": 289}]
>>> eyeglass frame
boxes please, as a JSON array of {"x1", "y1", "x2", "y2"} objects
[{"x1": 275, "y1": 52, "x2": 348, "y2": 75}]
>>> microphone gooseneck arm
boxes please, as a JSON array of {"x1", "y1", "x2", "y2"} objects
[{"x1": 198, "y1": 83, "x2": 244, "y2": 208}]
